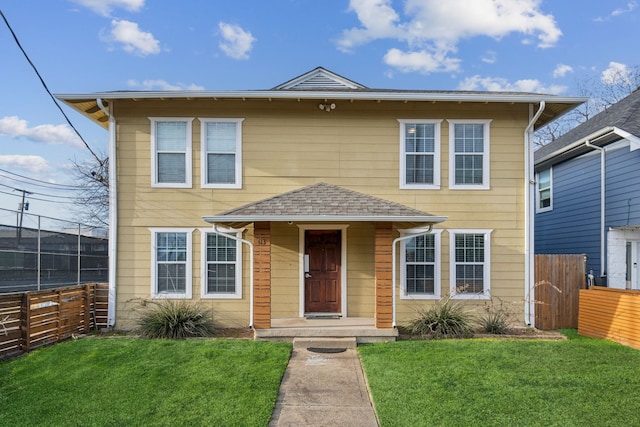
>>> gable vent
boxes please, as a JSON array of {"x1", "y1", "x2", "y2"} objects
[{"x1": 274, "y1": 67, "x2": 366, "y2": 90}]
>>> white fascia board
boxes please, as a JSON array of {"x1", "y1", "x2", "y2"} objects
[
  {"x1": 55, "y1": 90, "x2": 587, "y2": 104},
  {"x1": 613, "y1": 127, "x2": 640, "y2": 151},
  {"x1": 535, "y1": 127, "x2": 616, "y2": 165},
  {"x1": 203, "y1": 215, "x2": 448, "y2": 223}
]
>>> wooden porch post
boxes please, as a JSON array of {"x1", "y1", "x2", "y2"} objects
[
  {"x1": 375, "y1": 222, "x2": 393, "y2": 328},
  {"x1": 253, "y1": 222, "x2": 271, "y2": 329}
]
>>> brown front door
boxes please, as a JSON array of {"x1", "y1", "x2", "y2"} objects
[{"x1": 304, "y1": 230, "x2": 341, "y2": 314}]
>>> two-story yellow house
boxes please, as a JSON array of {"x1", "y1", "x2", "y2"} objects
[{"x1": 59, "y1": 67, "x2": 584, "y2": 341}]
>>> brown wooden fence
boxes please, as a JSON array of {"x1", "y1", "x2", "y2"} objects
[
  {"x1": 0, "y1": 283, "x2": 108, "y2": 359},
  {"x1": 578, "y1": 287, "x2": 640, "y2": 350},
  {"x1": 534, "y1": 254, "x2": 587, "y2": 329}
]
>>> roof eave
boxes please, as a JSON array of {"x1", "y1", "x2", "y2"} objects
[{"x1": 203, "y1": 215, "x2": 448, "y2": 223}]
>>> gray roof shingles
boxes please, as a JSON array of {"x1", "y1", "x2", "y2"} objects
[{"x1": 207, "y1": 182, "x2": 443, "y2": 221}]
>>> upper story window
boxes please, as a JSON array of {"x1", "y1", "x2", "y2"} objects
[
  {"x1": 150, "y1": 228, "x2": 193, "y2": 299},
  {"x1": 399, "y1": 120, "x2": 442, "y2": 189},
  {"x1": 400, "y1": 229, "x2": 443, "y2": 300},
  {"x1": 200, "y1": 119, "x2": 243, "y2": 188},
  {"x1": 536, "y1": 168, "x2": 552, "y2": 212},
  {"x1": 448, "y1": 120, "x2": 491, "y2": 190},
  {"x1": 449, "y1": 229, "x2": 492, "y2": 299},
  {"x1": 150, "y1": 118, "x2": 193, "y2": 188}
]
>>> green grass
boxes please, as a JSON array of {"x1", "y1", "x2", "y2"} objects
[
  {"x1": 0, "y1": 337, "x2": 291, "y2": 427},
  {"x1": 360, "y1": 331, "x2": 640, "y2": 427}
]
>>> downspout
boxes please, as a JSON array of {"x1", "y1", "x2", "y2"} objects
[
  {"x1": 585, "y1": 141, "x2": 606, "y2": 275},
  {"x1": 391, "y1": 224, "x2": 433, "y2": 327},
  {"x1": 525, "y1": 101, "x2": 545, "y2": 327},
  {"x1": 212, "y1": 224, "x2": 255, "y2": 328},
  {"x1": 98, "y1": 98, "x2": 117, "y2": 328}
]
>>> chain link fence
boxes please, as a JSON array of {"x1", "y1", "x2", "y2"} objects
[{"x1": 0, "y1": 208, "x2": 108, "y2": 293}]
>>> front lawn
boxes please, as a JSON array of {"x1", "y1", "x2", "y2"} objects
[
  {"x1": 0, "y1": 338, "x2": 291, "y2": 426},
  {"x1": 360, "y1": 331, "x2": 640, "y2": 426}
]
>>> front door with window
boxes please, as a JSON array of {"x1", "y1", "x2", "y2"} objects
[{"x1": 304, "y1": 230, "x2": 341, "y2": 314}]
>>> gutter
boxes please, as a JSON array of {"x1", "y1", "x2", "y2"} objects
[
  {"x1": 98, "y1": 98, "x2": 117, "y2": 328},
  {"x1": 391, "y1": 225, "x2": 433, "y2": 328},
  {"x1": 585, "y1": 141, "x2": 606, "y2": 275},
  {"x1": 203, "y1": 215, "x2": 448, "y2": 223},
  {"x1": 525, "y1": 101, "x2": 546, "y2": 327},
  {"x1": 211, "y1": 224, "x2": 255, "y2": 328}
]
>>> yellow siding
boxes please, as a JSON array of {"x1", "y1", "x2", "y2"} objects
[{"x1": 112, "y1": 98, "x2": 529, "y2": 328}]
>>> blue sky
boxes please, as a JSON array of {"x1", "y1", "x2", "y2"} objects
[{"x1": 0, "y1": 0, "x2": 638, "y2": 223}]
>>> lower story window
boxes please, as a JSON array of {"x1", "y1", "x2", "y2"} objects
[
  {"x1": 401, "y1": 229, "x2": 442, "y2": 299},
  {"x1": 150, "y1": 229, "x2": 193, "y2": 298},
  {"x1": 450, "y1": 230, "x2": 492, "y2": 299},
  {"x1": 202, "y1": 229, "x2": 242, "y2": 299}
]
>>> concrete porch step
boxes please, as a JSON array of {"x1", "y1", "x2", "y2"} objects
[{"x1": 293, "y1": 337, "x2": 357, "y2": 349}]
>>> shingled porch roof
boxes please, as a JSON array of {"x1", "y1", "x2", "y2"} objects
[{"x1": 203, "y1": 182, "x2": 447, "y2": 225}]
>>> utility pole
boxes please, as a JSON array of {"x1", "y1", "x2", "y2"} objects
[{"x1": 15, "y1": 188, "x2": 31, "y2": 247}]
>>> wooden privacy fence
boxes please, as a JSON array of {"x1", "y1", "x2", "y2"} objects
[
  {"x1": 534, "y1": 254, "x2": 587, "y2": 329},
  {"x1": 0, "y1": 283, "x2": 108, "y2": 359},
  {"x1": 578, "y1": 287, "x2": 640, "y2": 350}
]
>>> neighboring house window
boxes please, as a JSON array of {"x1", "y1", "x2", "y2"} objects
[
  {"x1": 150, "y1": 228, "x2": 193, "y2": 299},
  {"x1": 201, "y1": 229, "x2": 243, "y2": 299},
  {"x1": 398, "y1": 120, "x2": 442, "y2": 189},
  {"x1": 150, "y1": 118, "x2": 193, "y2": 188},
  {"x1": 448, "y1": 120, "x2": 491, "y2": 189},
  {"x1": 200, "y1": 119, "x2": 243, "y2": 188},
  {"x1": 400, "y1": 229, "x2": 442, "y2": 299},
  {"x1": 536, "y1": 168, "x2": 552, "y2": 212},
  {"x1": 449, "y1": 230, "x2": 492, "y2": 299}
]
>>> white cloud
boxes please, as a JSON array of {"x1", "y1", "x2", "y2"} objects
[
  {"x1": 0, "y1": 155, "x2": 50, "y2": 174},
  {"x1": 0, "y1": 116, "x2": 84, "y2": 148},
  {"x1": 103, "y1": 19, "x2": 160, "y2": 56},
  {"x1": 594, "y1": 1, "x2": 637, "y2": 21},
  {"x1": 458, "y1": 75, "x2": 567, "y2": 94},
  {"x1": 481, "y1": 50, "x2": 497, "y2": 64},
  {"x1": 601, "y1": 61, "x2": 633, "y2": 85},
  {"x1": 70, "y1": 0, "x2": 144, "y2": 17},
  {"x1": 553, "y1": 64, "x2": 574, "y2": 78},
  {"x1": 384, "y1": 48, "x2": 461, "y2": 73},
  {"x1": 218, "y1": 22, "x2": 256, "y2": 60},
  {"x1": 338, "y1": 0, "x2": 561, "y2": 74},
  {"x1": 127, "y1": 79, "x2": 205, "y2": 90}
]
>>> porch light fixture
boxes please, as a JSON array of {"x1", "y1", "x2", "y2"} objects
[{"x1": 318, "y1": 103, "x2": 336, "y2": 112}]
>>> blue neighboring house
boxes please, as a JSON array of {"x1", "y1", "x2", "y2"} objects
[{"x1": 534, "y1": 88, "x2": 640, "y2": 289}]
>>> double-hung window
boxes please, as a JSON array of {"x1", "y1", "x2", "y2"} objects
[
  {"x1": 449, "y1": 120, "x2": 491, "y2": 189},
  {"x1": 200, "y1": 119, "x2": 243, "y2": 188},
  {"x1": 401, "y1": 229, "x2": 442, "y2": 299},
  {"x1": 536, "y1": 168, "x2": 552, "y2": 212},
  {"x1": 150, "y1": 228, "x2": 193, "y2": 298},
  {"x1": 201, "y1": 229, "x2": 242, "y2": 299},
  {"x1": 399, "y1": 120, "x2": 441, "y2": 189},
  {"x1": 449, "y1": 230, "x2": 492, "y2": 299},
  {"x1": 150, "y1": 118, "x2": 193, "y2": 188}
]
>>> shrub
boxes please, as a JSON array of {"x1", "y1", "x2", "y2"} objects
[
  {"x1": 477, "y1": 298, "x2": 511, "y2": 334},
  {"x1": 136, "y1": 300, "x2": 216, "y2": 339},
  {"x1": 408, "y1": 298, "x2": 474, "y2": 338}
]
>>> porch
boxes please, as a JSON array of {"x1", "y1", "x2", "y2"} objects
[{"x1": 253, "y1": 317, "x2": 398, "y2": 343}]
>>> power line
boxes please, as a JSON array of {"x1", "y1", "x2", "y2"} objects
[
  {"x1": 0, "y1": 9, "x2": 104, "y2": 165},
  {"x1": 0, "y1": 188, "x2": 77, "y2": 205},
  {"x1": 0, "y1": 182, "x2": 79, "y2": 200},
  {"x1": 0, "y1": 169, "x2": 85, "y2": 190}
]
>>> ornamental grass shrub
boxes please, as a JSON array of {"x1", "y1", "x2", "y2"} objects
[
  {"x1": 136, "y1": 300, "x2": 216, "y2": 339},
  {"x1": 408, "y1": 297, "x2": 474, "y2": 339}
]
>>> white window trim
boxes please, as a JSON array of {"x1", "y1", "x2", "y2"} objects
[
  {"x1": 150, "y1": 117, "x2": 193, "y2": 188},
  {"x1": 199, "y1": 118, "x2": 244, "y2": 189},
  {"x1": 400, "y1": 228, "x2": 443, "y2": 300},
  {"x1": 200, "y1": 227, "x2": 244, "y2": 299},
  {"x1": 536, "y1": 168, "x2": 553, "y2": 213},
  {"x1": 449, "y1": 229, "x2": 492, "y2": 300},
  {"x1": 149, "y1": 228, "x2": 194, "y2": 299},
  {"x1": 448, "y1": 119, "x2": 491, "y2": 190},
  {"x1": 398, "y1": 119, "x2": 442, "y2": 189}
]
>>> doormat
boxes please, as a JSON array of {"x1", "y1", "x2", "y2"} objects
[{"x1": 307, "y1": 347, "x2": 347, "y2": 354}]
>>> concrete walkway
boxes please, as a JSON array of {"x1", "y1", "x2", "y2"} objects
[{"x1": 269, "y1": 338, "x2": 379, "y2": 426}]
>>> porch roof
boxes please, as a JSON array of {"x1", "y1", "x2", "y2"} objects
[{"x1": 202, "y1": 182, "x2": 447, "y2": 225}]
